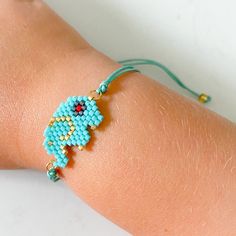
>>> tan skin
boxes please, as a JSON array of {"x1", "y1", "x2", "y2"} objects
[{"x1": 0, "y1": 1, "x2": 236, "y2": 235}]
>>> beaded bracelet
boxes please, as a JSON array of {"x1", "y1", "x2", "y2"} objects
[{"x1": 44, "y1": 58, "x2": 211, "y2": 182}]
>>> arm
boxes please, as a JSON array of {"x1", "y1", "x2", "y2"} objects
[{"x1": 0, "y1": 1, "x2": 235, "y2": 235}]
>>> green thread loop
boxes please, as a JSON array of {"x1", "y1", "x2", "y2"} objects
[
  {"x1": 96, "y1": 58, "x2": 211, "y2": 103},
  {"x1": 119, "y1": 59, "x2": 211, "y2": 103}
]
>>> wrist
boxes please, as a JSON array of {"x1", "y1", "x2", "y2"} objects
[{"x1": 16, "y1": 48, "x2": 119, "y2": 170}]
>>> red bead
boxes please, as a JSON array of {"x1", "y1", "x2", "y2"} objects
[{"x1": 75, "y1": 104, "x2": 83, "y2": 112}]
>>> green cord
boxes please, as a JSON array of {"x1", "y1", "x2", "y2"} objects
[
  {"x1": 119, "y1": 59, "x2": 211, "y2": 103},
  {"x1": 97, "y1": 58, "x2": 211, "y2": 103},
  {"x1": 96, "y1": 65, "x2": 139, "y2": 94}
]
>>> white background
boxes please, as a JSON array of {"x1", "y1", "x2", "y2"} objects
[{"x1": 0, "y1": 0, "x2": 235, "y2": 236}]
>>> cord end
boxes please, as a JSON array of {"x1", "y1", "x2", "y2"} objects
[{"x1": 198, "y1": 93, "x2": 211, "y2": 104}]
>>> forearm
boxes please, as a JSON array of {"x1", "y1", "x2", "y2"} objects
[
  {"x1": 25, "y1": 56, "x2": 236, "y2": 235},
  {"x1": 0, "y1": 1, "x2": 235, "y2": 235}
]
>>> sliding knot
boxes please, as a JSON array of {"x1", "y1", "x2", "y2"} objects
[{"x1": 97, "y1": 82, "x2": 108, "y2": 94}]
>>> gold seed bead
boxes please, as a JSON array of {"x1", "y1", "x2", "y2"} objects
[
  {"x1": 198, "y1": 93, "x2": 209, "y2": 103},
  {"x1": 68, "y1": 131, "x2": 73, "y2": 136},
  {"x1": 78, "y1": 145, "x2": 83, "y2": 151},
  {"x1": 48, "y1": 118, "x2": 55, "y2": 126},
  {"x1": 60, "y1": 136, "x2": 64, "y2": 141},
  {"x1": 66, "y1": 116, "x2": 71, "y2": 121},
  {"x1": 64, "y1": 135, "x2": 69, "y2": 140},
  {"x1": 56, "y1": 117, "x2": 61, "y2": 122},
  {"x1": 61, "y1": 117, "x2": 66, "y2": 121},
  {"x1": 68, "y1": 121, "x2": 73, "y2": 126},
  {"x1": 90, "y1": 125, "x2": 96, "y2": 130},
  {"x1": 71, "y1": 126, "x2": 75, "y2": 131},
  {"x1": 62, "y1": 149, "x2": 67, "y2": 154}
]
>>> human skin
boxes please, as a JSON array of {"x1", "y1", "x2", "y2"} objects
[{"x1": 0, "y1": 1, "x2": 236, "y2": 235}]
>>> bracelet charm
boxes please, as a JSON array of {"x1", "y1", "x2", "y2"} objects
[{"x1": 43, "y1": 96, "x2": 103, "y2": 178}]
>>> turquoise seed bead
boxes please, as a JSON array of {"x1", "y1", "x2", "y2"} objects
[{"x1": 47, "y1": 168, "x2": 60, "y2": 182}]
